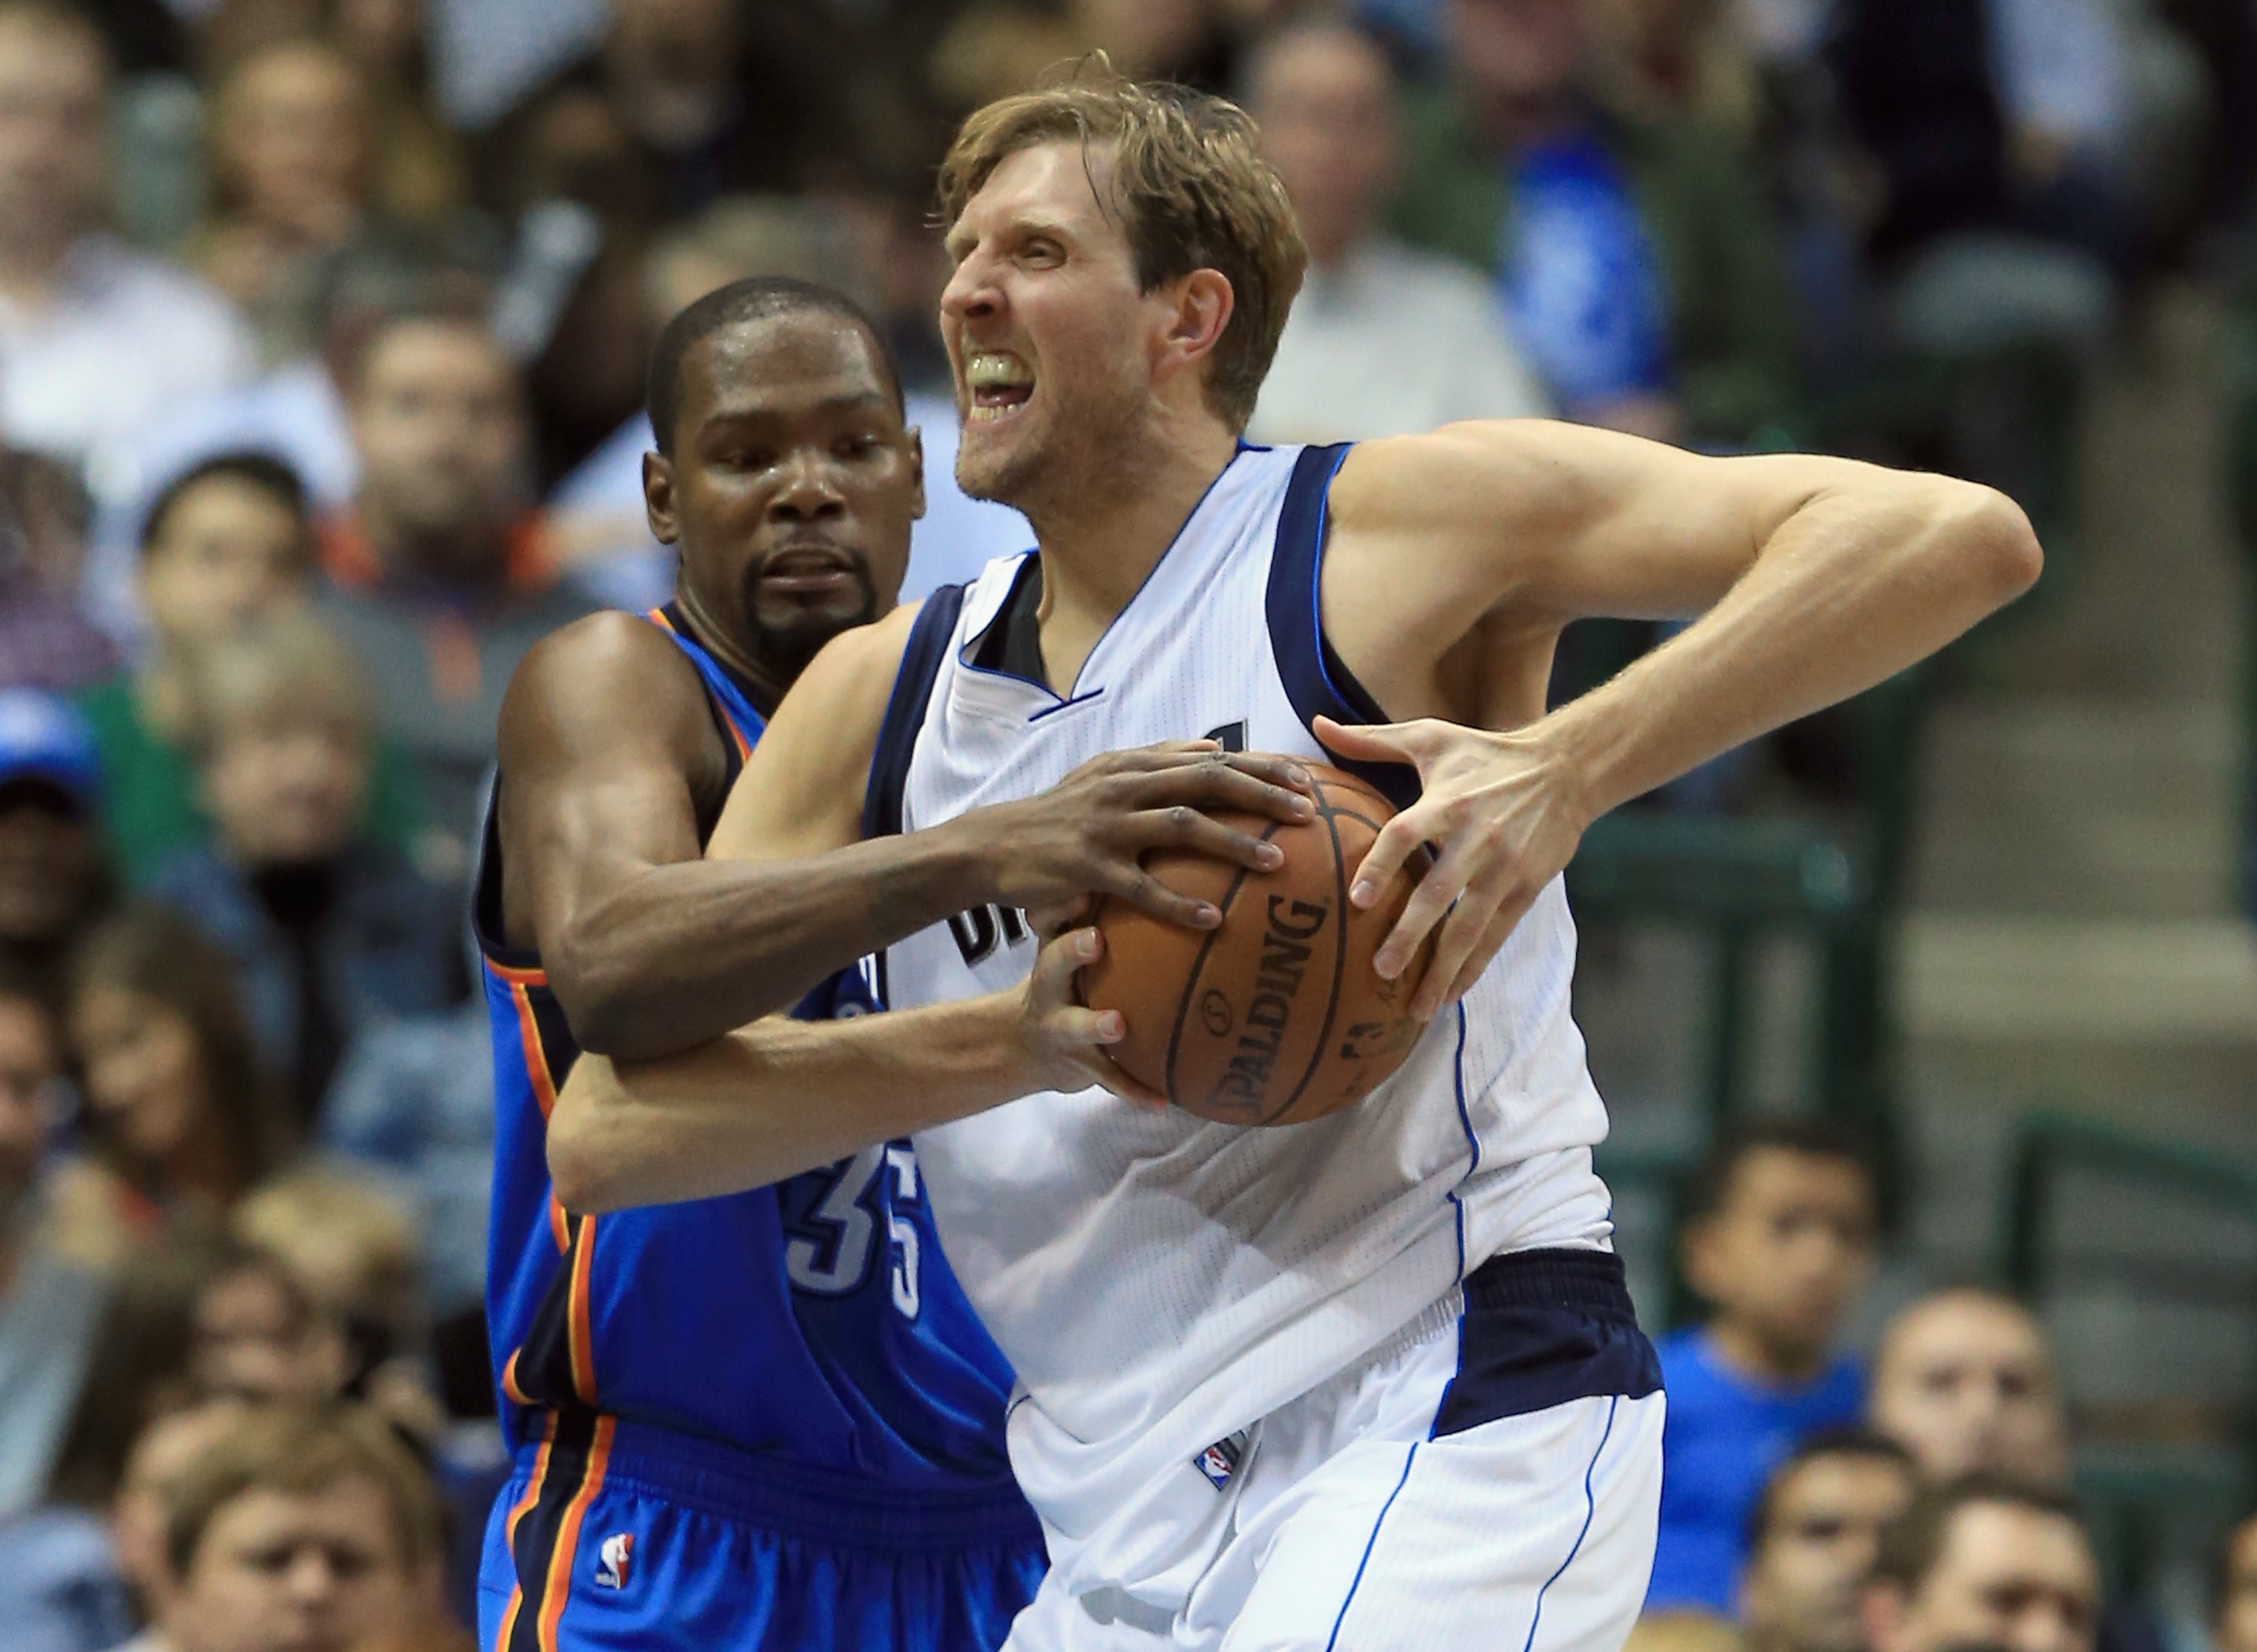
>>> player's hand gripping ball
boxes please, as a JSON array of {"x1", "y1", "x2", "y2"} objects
[{"x1": 1077, "y1": 762, "x2": 1434, "y2": 1125}]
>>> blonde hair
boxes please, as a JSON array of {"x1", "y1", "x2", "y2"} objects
[
  {"x1": 235, "y1": 1169, "x2": 420, "y2": 1338},
  {"x1": 163, "y1": 1403, "x2": 442, "y2": 1577},
  {"x1": 184, "y1": 609, "x2": 376, "y2": 757},
  {"x1": 937, "y1": 56, "x2": 1307, "y2": 433}
]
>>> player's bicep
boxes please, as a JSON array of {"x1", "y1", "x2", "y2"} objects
[
  {"x1": 497, "y1": 621, "x2": 713, "y2": 935},
  {"x1": 707, "y1": 604, "x2": 919, "y2": 865},
  {"x1": 1335, "y1": 422, "x2": 1853, "y2": 627}
]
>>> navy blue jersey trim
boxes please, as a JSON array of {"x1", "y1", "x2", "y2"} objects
[
  {"x1": 864, "y1": 585, "x2": 968, "y2": 842},
  {"x1": 1263, "y1": 443, "x2": 1420, "y2": 810},
  {"x1": 1430, "y1": 1249, "x2": 1661, "y2": 1440}
]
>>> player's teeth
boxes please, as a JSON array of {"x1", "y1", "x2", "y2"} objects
[{"x1": 966, "y1": 354, "x2": 1033, "y2": 389}]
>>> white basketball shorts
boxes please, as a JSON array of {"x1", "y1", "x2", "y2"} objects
[{"x1": 1001, "y1": 1247, "x2": 1666, "y2": 1652}]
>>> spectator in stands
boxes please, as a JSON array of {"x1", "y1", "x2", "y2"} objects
[
  {"x1": 147, "y1": 612, "x2": 456, "y2": 1123},
  {"x1": 1742, "y1": 1431, "x2": 1919, "y2": 1652},
  {"x1": 0, "y1": 965, "x2": 108, "y2": 1521},
  {"x1": 485, "y1": 0, "x2": 809, "y2": 230},
  {"x1": 1242, "y1": 17, "x2": 1550, "y2": 444},
  {"x1": 1390, "y1": 0, "x2": 1800, "y2": 447},
  {"x1": 1828, "y1": 0, "x2": 2120, "y2": 359},
  {"x1": 1648, "y1": 1119, "x2": 1879, "y2": 1611},
  {"x1": 186, "y1": 1241, "x2": 349, "y2": 1405},
  {"x1": 1869, "y1": 1287, "x2": 2067, "y2": 1486},
  {"x1": 319, "y1": 1004, "x2": 494, "y2": 1322},
  {"x1": 314, "y1": 304, "x2": 599, "y2": 881},
  {"x1": 77, "y1": 454, "x2": 423, "y2": 885},
  {"x1": 192, "y1": 40, "x2": 375, "y2": 366},
  {"x1": 328, "y1": 0, "x2": 465, "y2": 226},
  {"x1": 235, "y1": 1171, "x2": 438, "y2": 1433},
  {"x1": 1861, "y1": 1477, "x2": 2100, "y2": 1652},
  {"x1": 62, "y1": 907, "x2": 290, "y2": 1255},
  {"x1": 2216, "y1": 1511, "x2": 2257, "y2": 1652},
  {"x1": 0, "y1": 690, "x2": 111, "y2": 1005},
  {"x1": 156, "y1": 1405, "x2": 445, "y2": 1652},
  {"x1": 0, "y1": 446, "x2": 115, "y2": 693},
  {"x1": 0, "y1": 0, "x2": 253, "y2": 467},
  {"x1": 108, "y1": 1398, "x2": 250, "y2": 1652}
]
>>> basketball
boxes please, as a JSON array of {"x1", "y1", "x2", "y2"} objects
[{"x1": 1078, "y1": 762, "x2": 1434, "y2": 1127}]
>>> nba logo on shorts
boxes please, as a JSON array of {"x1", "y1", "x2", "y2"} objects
[
  {"x1": 1193, "y1": 1433, "x2": 1245, "y2": 1491},
  {"x1": 594, "y1": 1532, "x2": 633, "y2": 1590}
]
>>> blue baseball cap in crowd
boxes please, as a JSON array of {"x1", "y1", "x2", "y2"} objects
[{"x1": 0, "y1": 690, "x2": 102, "y2": 819}]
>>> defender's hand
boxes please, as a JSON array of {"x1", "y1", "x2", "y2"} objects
[
  {"x1": 1011, "y1": 927, "x2": 1167, "y2": 1109},
  {"x1": 1314, "y1": 715, "x2": 1593, "y2": 1022},
  {"x1": 973, "y1": 742, "x2": 1315, "y2": 931}
]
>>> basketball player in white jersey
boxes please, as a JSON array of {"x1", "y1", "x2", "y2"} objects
[{"x1": 548, "y1": 68, "x2": 2041, "y2": 1652}]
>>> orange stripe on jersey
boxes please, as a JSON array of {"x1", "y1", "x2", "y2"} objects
[
  {"x1": 489, "y1": 1417, "x2": 557, "y2": 1652},
  {"x1": 501, "y1": 1348, "x2": 532, "y2": 1407},
  {"x1": 567, "y1": 1216, "x2": 599, "y2": 1405},
  {"x1": 536, "y1": 1417, "x2": 615, "y2": 1652},
  {"x1": 511, "y1": 984, "x2": 560, "y2": 1121},
  {"x1": 546, "y1": 1192, "x2": 568, "y2": 1256},
  {"x1": 644, "y1": 606, "x2": 676, "y2": 633},
  {"x1": 482, "y1": 953, "x2": 548, "y2": 988},
  {"x1": 718, "y1": 709, "x2": 752, "y2": 761}
]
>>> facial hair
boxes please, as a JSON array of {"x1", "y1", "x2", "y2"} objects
[
  {"x1": 956, "y1": 354, "x2": 1150, "y2": 533},
  {"x1": 737, "y1": 554, "x2": 881, "y2": 682}
]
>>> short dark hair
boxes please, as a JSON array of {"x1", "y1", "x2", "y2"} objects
[
  {"x1": 1683, "y1": 1117, "x2": 1876, "y2": 1227},
  {"x1": 646, "y1": 276, "x2": 904, "y2": 459},
  {"x1": 1748, "y1": 1428, "x2": 1917, "y2": 1550},
  {"x1": 1872, "y1": 1474, "x2": 2087, "y2": 1598},
  {"x1": 140, "y1": 452, "x2": 310, "y2": 557}
]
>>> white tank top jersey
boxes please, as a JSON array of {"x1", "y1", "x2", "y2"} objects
[{"x1": 870, "y1": 442, "x2": 1618, "y2": 1590}]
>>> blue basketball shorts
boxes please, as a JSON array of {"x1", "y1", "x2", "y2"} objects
[{"x1": 476, "y1": 1414, "x2": 1047, "y2": 1652}]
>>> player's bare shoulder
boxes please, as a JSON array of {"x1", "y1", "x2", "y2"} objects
[
  {"x1": 708, "y1": 600, "x2": 926, "y2": 862},
  {"x1": 498, "y1": 608, "x2": 718, "y2": 784}
]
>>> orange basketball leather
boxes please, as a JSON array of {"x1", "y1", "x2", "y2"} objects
[{"x1": 1080, "y1": 764, "x2": 1433, "y2": 1127}]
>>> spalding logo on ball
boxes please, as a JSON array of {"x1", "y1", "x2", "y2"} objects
[{"x1": 1078, "y1": 761, "x2": 1435, "y2": 1127}]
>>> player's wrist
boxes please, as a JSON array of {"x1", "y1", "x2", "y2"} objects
[{"x1": 1522, "y1": 706, "x2": 1609, "y2": 834}]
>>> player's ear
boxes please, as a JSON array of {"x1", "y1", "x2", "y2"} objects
[
  {"x1": 1167, "y1": 269, "x2": 1235, "y2": 364},
  {"x1": 905, "y1": 426, "x2": 928, "y2": 522},
  {"x1": 642, "y1": 449, "x2": 679, "y2": 546}
]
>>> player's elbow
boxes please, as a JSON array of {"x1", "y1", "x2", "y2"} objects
[
  {"x1": 545, "y1": 933, "x2": 664, "y2": 1061},
  {"x1": 1933, "y1": 481, "x2": 2044, "y2": 608}
]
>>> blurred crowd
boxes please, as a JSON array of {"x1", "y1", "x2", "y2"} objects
[{"x1": 2, "y1": 0, "x2": 2255, "y2": 1649}]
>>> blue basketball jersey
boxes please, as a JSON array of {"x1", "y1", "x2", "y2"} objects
[{"x1": 475, "y1": 599, "x2": 1024, "y2": 1493}]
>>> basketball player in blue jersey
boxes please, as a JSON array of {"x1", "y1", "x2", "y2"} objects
[
  {"x1": 474, "y1": 273, "x2": 1314, "y2": 1652},
  {"x1": 547, "y1": 74, "x2": 2043, "y2": 1652}
]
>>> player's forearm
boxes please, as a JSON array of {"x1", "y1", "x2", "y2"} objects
[
  {"x1": 547, "y1": 992, "x2": 1031, "y2": 1212},
  {"x1": 550, "y1": 825, "x2": 998, "y2": 1061},
  {"x1": 1545, "y1": 473, "x2": 2041, "y2": 818}
]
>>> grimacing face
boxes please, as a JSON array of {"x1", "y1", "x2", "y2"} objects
[
  {"x1": 645, "y1": 311, "x2": 921, "y2": 682},
  {"x1": 166, "y1": 1479, "x2": 420, "y2": 1652},
  {"x1": 1872, "y1": 1293, "x2": 2068, "y2": 1486},
  {"x1": 1744, "y1": 1453, "x2": 1917, "y2": 1652},
  {"x1": 1865, "y1": 1502, "x2": 2099, "y2": 1652},
  {"x1": 940, "y1": 141, "x2": 1189, "y2": 523}
]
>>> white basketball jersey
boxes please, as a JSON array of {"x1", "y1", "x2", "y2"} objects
[{"x1": 874, "y1": 442, "x2": 1615, "y2": 1590}]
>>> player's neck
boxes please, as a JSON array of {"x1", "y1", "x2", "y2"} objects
[{"x1": 1025, "y1": 420, "x2": 1241, "y2": 688}]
